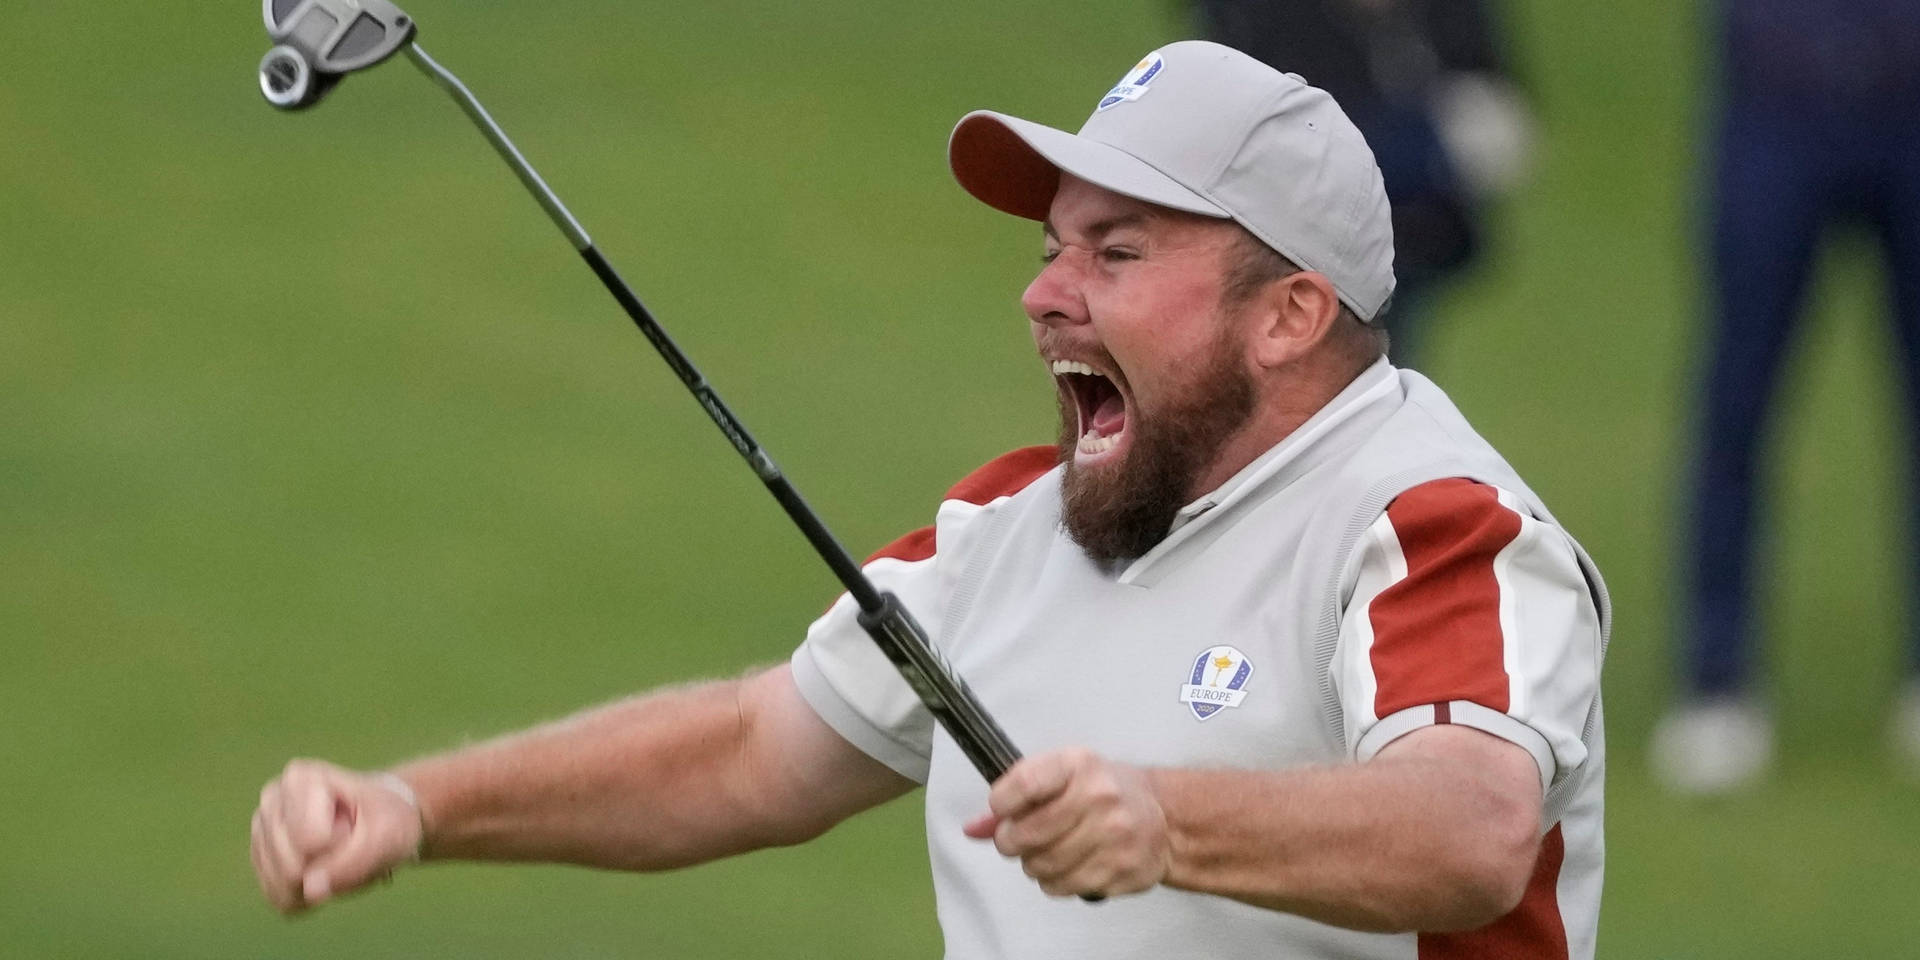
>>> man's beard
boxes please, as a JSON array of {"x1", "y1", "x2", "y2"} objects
[{"x1": 1057, "y1": 332, "x2": 1256, "y2": 566}]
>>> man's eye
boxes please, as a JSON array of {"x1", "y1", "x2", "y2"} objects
[
  {"x1": 1040, "y1": 249, "x2": 1061, "y2": 264},
  {"x1": 1101, "y1": 248, "x2": 1140, "y2": 262}
]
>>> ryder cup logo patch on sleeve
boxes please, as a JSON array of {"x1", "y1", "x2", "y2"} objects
[
  {"x1": 1096, "y1": 53, "x2": 1164, "y2": 112},
  {"x1": 1180, "y1": 645, "x2": 1253, "y2": 720}
]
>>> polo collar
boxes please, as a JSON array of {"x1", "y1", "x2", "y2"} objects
[{"x1": 1118, "y1": 357, "x2": 1401, "y2": 585}]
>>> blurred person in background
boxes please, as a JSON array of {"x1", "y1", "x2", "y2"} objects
[
  {"x1": 1194, "y1": 0, "x2": 1534, "y2": 365},
  {"x1": 1653, "y1": 0, "x2": 1920, "y2": 794}
]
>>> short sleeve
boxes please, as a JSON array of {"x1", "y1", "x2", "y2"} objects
[
  {"x1": 1331, "y1": 478, "x2": 1603, "y2": 807},
  {"x1": 790, "y1": 446, "x2": 1057, "y2": 784},
  {"x1": 791, "y1": 547, "x2": 945, "y2": 782}
]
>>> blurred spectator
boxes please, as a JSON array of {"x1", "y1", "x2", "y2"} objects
[
  {"x1": 1194, "y1": 0, "x2": 1533, "y2": 364},
  {"x1": 1654, "y1": 0, "x2": 1920, "y2": 794}
]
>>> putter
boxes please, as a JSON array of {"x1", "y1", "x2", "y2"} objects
[{"x1": 254, "y1": 1, "x2": 1057, "y2": 821}]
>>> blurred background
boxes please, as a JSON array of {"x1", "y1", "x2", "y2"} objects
[{"x1": 3, "y1": 0, "x2": 1917, "y2": 955}]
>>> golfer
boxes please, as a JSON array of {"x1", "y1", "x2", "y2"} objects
[{"x1": 250, "y1": 41, "x2": 1608, "y2": 959}]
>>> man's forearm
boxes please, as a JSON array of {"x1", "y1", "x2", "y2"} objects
[
  {"x1": 1150, "y1": 728, "x2": 1543, "y2": 932},
  {"x1": 393, "y1": 666, "x2": 896, "y2": 871}
]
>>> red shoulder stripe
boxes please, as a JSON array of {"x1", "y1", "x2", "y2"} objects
[
  {"x1": 864, "y1": 445, "x2": 1057, "y2": 565},
  {"x1": 1417, "y1": 824, "x2": 1568, "y2": 960},
  {"x1": 944, "y1": 445, "x2": 1058, "y2": 509},
  {"x1": 1369, "y1": 478, "x2": 1521, "y2": 718},
  {"x1": 867, "y1": 526, "x2": 939, "y2": 566}
]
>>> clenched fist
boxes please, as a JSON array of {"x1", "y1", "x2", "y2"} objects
[
  {"x1": 249, "y1": 759, "x2": 423, "y2": 914},
  {"x1": 963, "y1": 747, "x2": 1172, "y2": 899}
]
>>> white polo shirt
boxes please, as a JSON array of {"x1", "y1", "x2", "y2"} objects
[{"x1": 792, "y1": 360, "x2": 1609, "y2": 960}]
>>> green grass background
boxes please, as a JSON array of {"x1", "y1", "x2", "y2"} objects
[{"x1": 4, "y1": 1, "x2": 1917, "y2": 956}]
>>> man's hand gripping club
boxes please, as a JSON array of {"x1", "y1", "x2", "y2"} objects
[{"x1": 965, "y1": 747, "x2": 1173, "y2": 899}]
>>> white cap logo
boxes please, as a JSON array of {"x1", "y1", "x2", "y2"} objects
[{"x1": 1096, "y1": 53, "x2": 1164, "y2": 112}]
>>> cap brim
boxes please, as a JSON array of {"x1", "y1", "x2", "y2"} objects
[{"x1": 948, "y1": 111, "x2": 1229, "y2": 222}]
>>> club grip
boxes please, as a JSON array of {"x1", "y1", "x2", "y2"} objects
[
  {"x1": 855, "y1": 593, "x2": 1104, "y2": 903},
  {"x1": 855, "y1": 592, "x2": 1018, "y2": 779}
]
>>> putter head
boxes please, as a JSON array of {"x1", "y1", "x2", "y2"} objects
[{"x1": 258, "y1": 0, "x2": 417, "y2": 110}]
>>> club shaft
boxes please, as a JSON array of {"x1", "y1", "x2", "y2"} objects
[
  {"x1": 402, "y1": 42, "x2": 1032, "y2": 788},
  {"x1": 406, "y1": 45, "x2": 591, "y2": 251},
  {"x1": 576, "y1": 247, "x2": 881, "y2": 607}
]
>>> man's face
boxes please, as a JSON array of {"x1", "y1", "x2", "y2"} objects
[{"x1": 1024, "y1": 175, "x2": 1258, "y2": 565}]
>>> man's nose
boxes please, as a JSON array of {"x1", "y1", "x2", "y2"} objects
[{"x1": 1021, "y1": 253, "x2": 1090, "y2": 328}]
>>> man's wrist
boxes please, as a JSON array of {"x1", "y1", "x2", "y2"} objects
[
  {"x1": 1143, "y1": 768, "x2": 1193, "y2": 888},
  {"x1": 375, "y1": 771, "x2": 427, "y2": 862}
]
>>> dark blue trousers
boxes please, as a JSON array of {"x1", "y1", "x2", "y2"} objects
[{"x1": 1685, "y1": 96, "x2": 1920, "y2": 694}]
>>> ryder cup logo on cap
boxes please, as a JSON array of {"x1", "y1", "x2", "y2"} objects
[
  {"x1": 1180, "y1": 645, "x2": 1253, "y2": 721},
  {"x1": 1096, "y1": 53, "x2": 1164, "y2": 112}
]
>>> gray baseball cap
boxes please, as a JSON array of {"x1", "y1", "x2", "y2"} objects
[{"x1": 949, "y1": 40, "x2": 1396, "y2": 321}]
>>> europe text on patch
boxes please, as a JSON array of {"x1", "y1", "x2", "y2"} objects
[{"x1": 1180, "y1": 644, "x2": 1253, "y2": 720}]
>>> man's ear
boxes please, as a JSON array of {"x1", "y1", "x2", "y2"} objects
[{"x1": 1248, "y1": 271, "x2": 1343, "y2": 368}]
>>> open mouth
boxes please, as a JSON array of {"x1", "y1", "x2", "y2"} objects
[{"x1": 1051, "y1": 359, "x2": 1129, "y2": 459}]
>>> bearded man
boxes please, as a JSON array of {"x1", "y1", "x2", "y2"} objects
[{"x1": 249, "y1": 41, "x2": 1609, "y2": 960}]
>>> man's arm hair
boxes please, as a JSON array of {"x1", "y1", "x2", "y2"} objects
[
  {"x1": 1151, "y1": 725, "x2": 1543, "y2": 931},
  {"x1": 251, "y1": 663, "x2": 915, "y2": 913},
  {"x1": 398, "y1": 663, "x2": 916, "y2": 869}
]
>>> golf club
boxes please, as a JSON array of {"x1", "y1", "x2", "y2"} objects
[{"x1": 252, "y1": 1, "x2": 1073, "y2": 863}]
